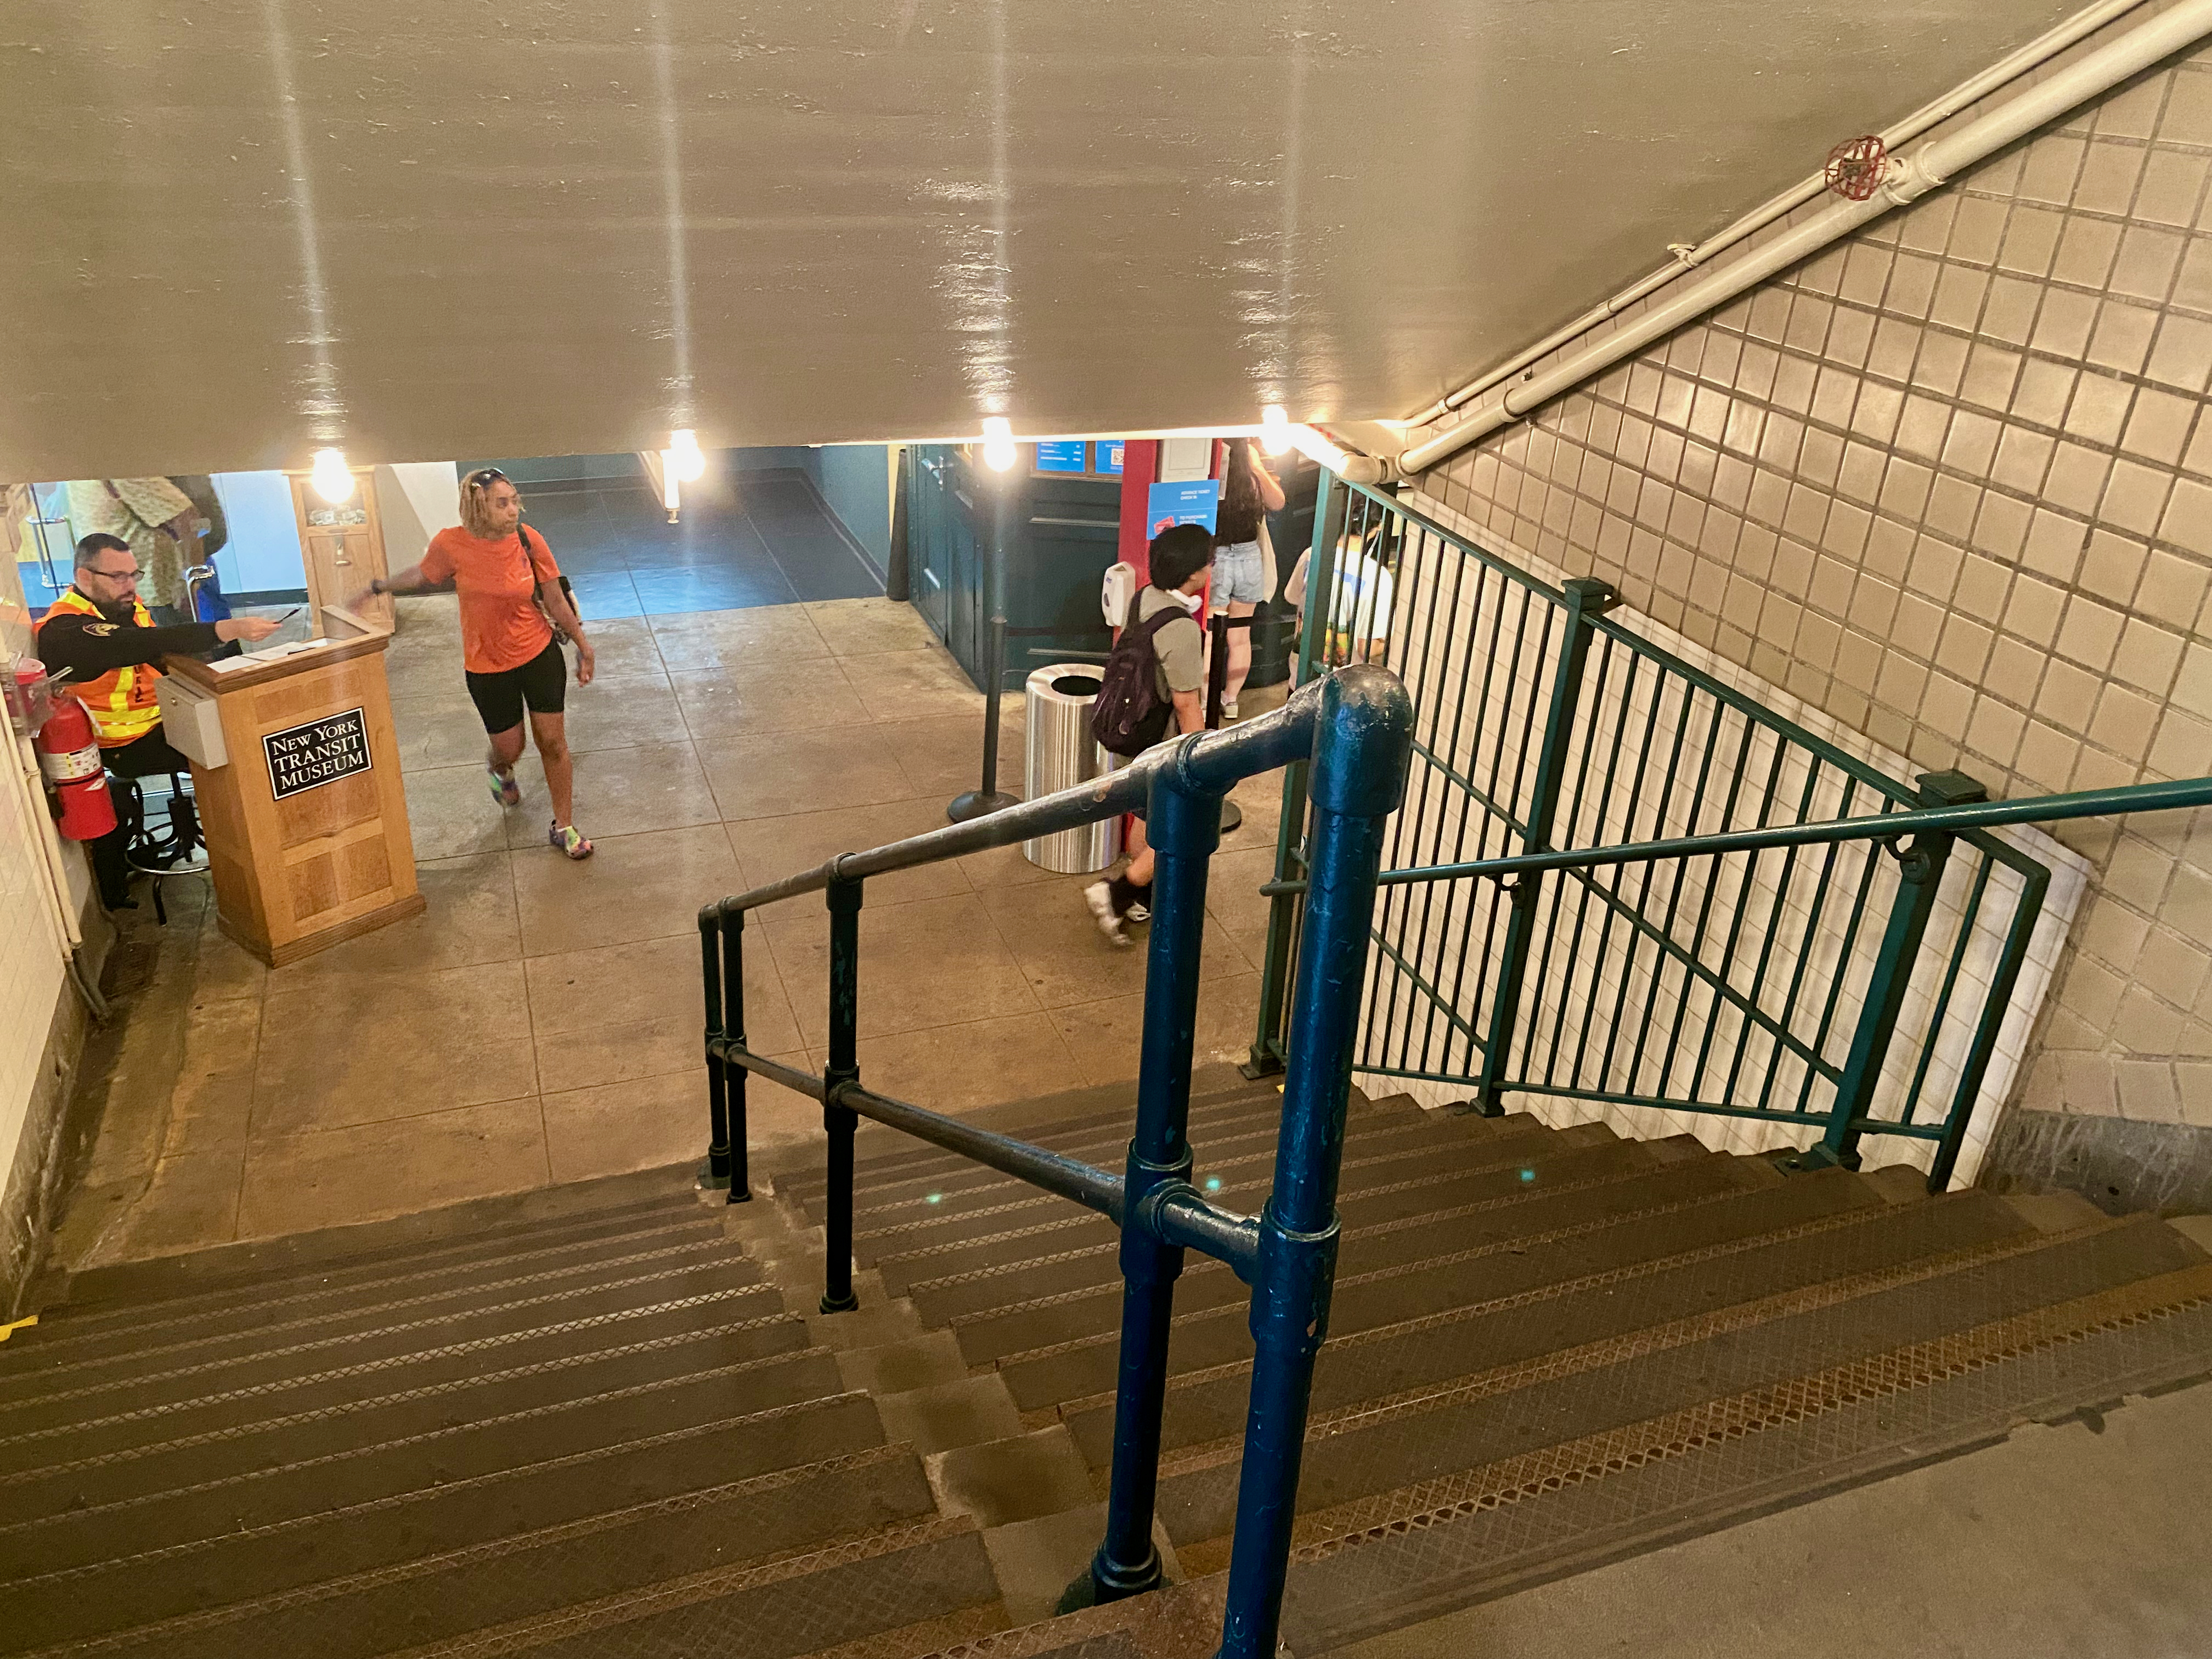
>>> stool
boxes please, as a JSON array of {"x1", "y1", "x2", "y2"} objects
[{"x1": 119, "y1": 771, "x2": 209, "y2": 926}]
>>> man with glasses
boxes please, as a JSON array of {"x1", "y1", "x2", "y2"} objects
[{"x1": 34, "y1": 532, "x2": 279, "y2": 906}]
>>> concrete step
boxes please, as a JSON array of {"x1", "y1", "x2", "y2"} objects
[
  {"x1": 5, "y1": 1383, "x2": 882, "y2": 1579},
  {"x1": 902, "y1": 1140, "x2": 1737, "y2": 1330},
  {"x1": 0, "y1": 1265, "x2": 783, "y2": 1441},
  {"x1": 5, "y1": 1337, "x2": 844, "y2": 1527},
  {"x1": 0, "y1": 1386, "x2": 894, "y2": 1632},
  {"x1": 782, "y1": 1077, "x2": 1333, "y2": 1210},
  {"x1": 954, "y1": 1151, "x2": 1849, "y2": 1373},
  {"x1": 42, "y1": 1165, "x2": 709, "y2": 1317},
  {"x1": 12, "y1": 1441, "x2": 946, "y2": 1658},
  {"x1": 840, "y1": 1063, "x2": 1276, "y2": 1165},
  {"x1": 1063, "y1": 1184, "x2": 2035, "y2": 1464},
  {"x1": 1156, "y1": 1214, "x2": 2208, "y2": 1561},
  {"x1": 1274, "y1": 1269, "x2": 2212, "y2": 1656},
  {"x1": 789, "y1": 1087, "x2": 1464, "y2": 1224},
  {"x1": 850, "y1": 1110, "x2": 1551, "y2": 1249},
  {"x1": 0, "y1": 1288, "x2": 809, "y2": 1477},
  {"x1": 23, "y1": 1202, "x2": 723, "y2": 1361},
  {"x1": 0, "y1": 1233, "x2": 756, "y2": 1399},
  {"x1": 870, "y1": 1122, "x2": 1633, "y2": 1299},
  {"x1": 474, "y1": 1519, "x2": 1005, "y2": 1659}
]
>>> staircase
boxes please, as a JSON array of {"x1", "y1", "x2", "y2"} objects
[{"x1": 5, "y1": 1068, "x2": 2210, "y2": 1658}]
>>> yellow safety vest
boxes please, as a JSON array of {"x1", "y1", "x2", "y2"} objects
[{"x1": 35, "y1": 589, "x2": 167, "y2": 748}]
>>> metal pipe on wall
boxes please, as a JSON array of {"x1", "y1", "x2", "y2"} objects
[{"x1": 1401, "y1": 0, "x2": 2212, "y2": 475}]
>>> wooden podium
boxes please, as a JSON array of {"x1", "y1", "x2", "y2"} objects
[{"x1": 159, "y1": 607, "x2": 424, "y2": 965}]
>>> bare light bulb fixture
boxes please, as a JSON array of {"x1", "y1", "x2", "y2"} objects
[
  {"x1": 309, "y1": 448, "x2": 355, "y2": 504},
  {"x1": 1260, "y1": 404, "x2": 1294, "y2": 456},
  {"x1": 669, "y1": 428, "x2": 707, "y2": 483},
  {"x1": 981, "y1": 417, "x2": 1017, "y2": 472}
]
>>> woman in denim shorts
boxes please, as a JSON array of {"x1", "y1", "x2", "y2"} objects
[{"x1": 1209, "y1": 438, "x2": 1286, "y2": 718}]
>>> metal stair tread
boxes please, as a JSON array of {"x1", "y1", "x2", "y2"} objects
[
  {"x1": 1274, "y1": 1271, "x2": 2212, "y2": 1654},
  {"x1": 1150, "y1": 1213, "x2": 2202, "y2": 1551},
  {"x1": 786, "y1": 1081, "x2": 1319, "y2": 1205},
  {"x1": 4, "y1": 1380, "x2": 883, "y2": 1580},
  {"x1": 867, "y1": 1123, "x2": 1633, "y2": 1296},
  {"x1": 0, "y1": 1234, "x2": 757, "y2": 1395},
  {"x1": 419, "y1": 1517, "x2": 1003, "y2": 1659},
  {"x1": 0, "y1": 1291, "x2": 809, "y2": 1476},
  {"x1": 1059, "y1": 1185, "x2": 2039, "y2": 1463},
  {"x1": 0, "y1": 1393, "x2": 904, "y2": 1641},
  {"x1": 5, "y1": 1340, "x2": 847, "y2": 1528},
  {"x1": 3, "y1": 1440, "x2": 945, "y2": 1659},
  {"x1": 0, "y1": 1268, "x2": 782, "y2": 1437},
  {"x1": 27, "y1": 1200, "x2": 725, "y2": 1346},
  {"x1": 900, "y1": 1143, "x2": 1739, "y2": 1329},
  {"x1": 849, "y1": 1113, "x2": 1563, "y2": 1252},
  {"x1": 950, "y1": 1154, "x2": 1855, "y2": 1372},
  {"x1": 43, "y1": 1167, "x2": 712, "y2": 1315}
]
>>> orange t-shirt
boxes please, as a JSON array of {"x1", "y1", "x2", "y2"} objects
[{"x1": 420, "y1": 524, "x2": 562, "y2": 674}]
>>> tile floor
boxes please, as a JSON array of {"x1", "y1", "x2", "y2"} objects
[
  {"x1": 490, "y1": 470, "x2": 884, "y2": 614},
  {"x1": 132, "y1": 594, "x2": 1286, "y2": 1251}
]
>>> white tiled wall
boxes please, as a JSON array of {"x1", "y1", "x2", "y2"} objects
[
  {"x1": 1413, "y1": 46, "x2": 2212, "y2": 1150},
  {"x1": 0, "y1": 528, "x2": 74, "y2": 1210}
]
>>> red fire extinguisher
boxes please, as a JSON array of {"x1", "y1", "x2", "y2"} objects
[{"x1": 35, "y1": 696, "x2": 117, "y2": 841}]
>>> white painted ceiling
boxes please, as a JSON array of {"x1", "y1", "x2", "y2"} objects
[{"x1": 1, "y1": 0, "x2": 2082, "y2": 478}]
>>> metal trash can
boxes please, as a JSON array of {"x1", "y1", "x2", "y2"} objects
[{"x1": 1023, "y1": 664, "x2": 1121, "y2": 873}]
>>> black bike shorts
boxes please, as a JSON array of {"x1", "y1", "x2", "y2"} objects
[{"x1": 465, "y1": 639, "x2": 567, "y2": 733}]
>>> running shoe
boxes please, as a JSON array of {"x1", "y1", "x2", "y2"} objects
[
  {"x1": 1083, "y1": 880, "x2": 1129, "y2": 946},
  {"x1": 550, "y1": 821, "x2": 594, "y2": 860},
  {"x1": 488, "y1": 764, "x2": 521, "y2": 808}
]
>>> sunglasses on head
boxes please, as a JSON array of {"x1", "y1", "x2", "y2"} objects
[{"x1": 467, "y1": 468, "x2": 509, "y2": 488}]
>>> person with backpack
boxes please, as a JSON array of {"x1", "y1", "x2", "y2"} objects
[
  {"x1": 352, "y1": 466, "x2": 599, "y2": 859},
  {"x1": 1083, "y1": 524, "x2": 1212, "y2": 945}
]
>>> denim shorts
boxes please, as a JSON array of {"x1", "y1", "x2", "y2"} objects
[{"x1": 1211, "y1": 540, "x2": 1266, "y2": 604}]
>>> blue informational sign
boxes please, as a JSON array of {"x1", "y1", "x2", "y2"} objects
[
  {"x1": 1035, "y1": 439, "x2": 1088, "y2": 473},
  {"x1": 1094, "y1": 439, "x2": 1125, "y2": 476},
  {"x1": 1147, "y1": 479, "x2": 1221, "y2": 537}
]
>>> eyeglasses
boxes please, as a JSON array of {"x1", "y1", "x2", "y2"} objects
[
  {"x1": 87, "y1": 567, "x2": 143, "y2": 581},
  {"x1": 466, "y1": 468, "x2": 509, "y2": 488}
]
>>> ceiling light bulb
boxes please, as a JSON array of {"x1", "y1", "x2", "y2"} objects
[
  {"x1": 660, "y1": 450, "x2": 681, "y2": 514},
  {"x1": 670, "y1": 428, "x2": 707, "y2": 482},
  {"x1": 309, "y1": 448, "x2": 354, "y2": 504},
  {"x1": 981, "y1": 416, "x2": 1017, "y2": 472},
  {"x1": 1260, "y1": 405, "x2": 1294, "y2": 456}
]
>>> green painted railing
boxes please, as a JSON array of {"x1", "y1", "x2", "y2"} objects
[{"x1": 1249, "y1": 475, "x2": 2209, "y2": 1190}]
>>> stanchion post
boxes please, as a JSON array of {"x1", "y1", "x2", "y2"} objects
[
  {"x1": 820, "y1": 874, "x2": 864, "y2": 1313},
  {"x1": 951, "y1": 482, "x2": 1019, "y2": 823}
]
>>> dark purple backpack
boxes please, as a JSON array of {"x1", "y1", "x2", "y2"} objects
[{"x1": 1091, "y1": 596, "x2": 1187, "y2": 758}]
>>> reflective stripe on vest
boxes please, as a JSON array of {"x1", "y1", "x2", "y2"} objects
[{"x1": 35, "y1": 589, "x2": 166, "y2": 748}]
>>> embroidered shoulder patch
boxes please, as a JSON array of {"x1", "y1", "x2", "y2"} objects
[{"x1": 82, "y1": 623, "x2": 118, "y2": 636}]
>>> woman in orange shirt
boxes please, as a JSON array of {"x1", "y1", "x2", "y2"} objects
[{"x1": 358, "y1": 468, "x2": 599, "y2": 859}]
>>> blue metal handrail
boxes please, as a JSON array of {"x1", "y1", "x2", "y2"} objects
[{"x1": 699, "y1": 665, "x2": 1415, "y2": 1659}]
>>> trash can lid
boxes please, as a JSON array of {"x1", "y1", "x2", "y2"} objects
[{"x1": 1026, "y1": 663, "x2": 1104, "y2": 700}]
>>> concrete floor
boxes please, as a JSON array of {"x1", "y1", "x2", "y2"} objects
[
  {"x1": 1334, "y1": 1378, "x2": 2212, "y2": 1659},
  {"x1": 54, "y1": 593, "x2": 1286, "y2": 1265}
]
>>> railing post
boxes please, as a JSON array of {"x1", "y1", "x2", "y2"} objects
[
  {"x1": 699, "y1": 907, "x2": 731, "y2": 1193},
  {"x1": 820, "y1": 873, "x2": 864, "y2": 1313},
  {"x1": 1801, "y1": 769, "x2": 1985, "y2": 1173},
  {"x1": 1473, "y1": 575, "x2": 1613, "y2": 1114},
  {"x1": 1218, "y1": 665, "x2": 1413, "y2": 1659},
  {"x1": 1083, "y1": 743, "x2": 1225, "y2": 1606},
  {"x1": 1247, "y1": 468, "x2": 1339, "y2": 1080},
  {"x1": 719, "y1": 900, "x2": 752, "y2": 1201},
  {"x1": 950, "y1": 483, "x2": 1018, "y2": 822}
]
